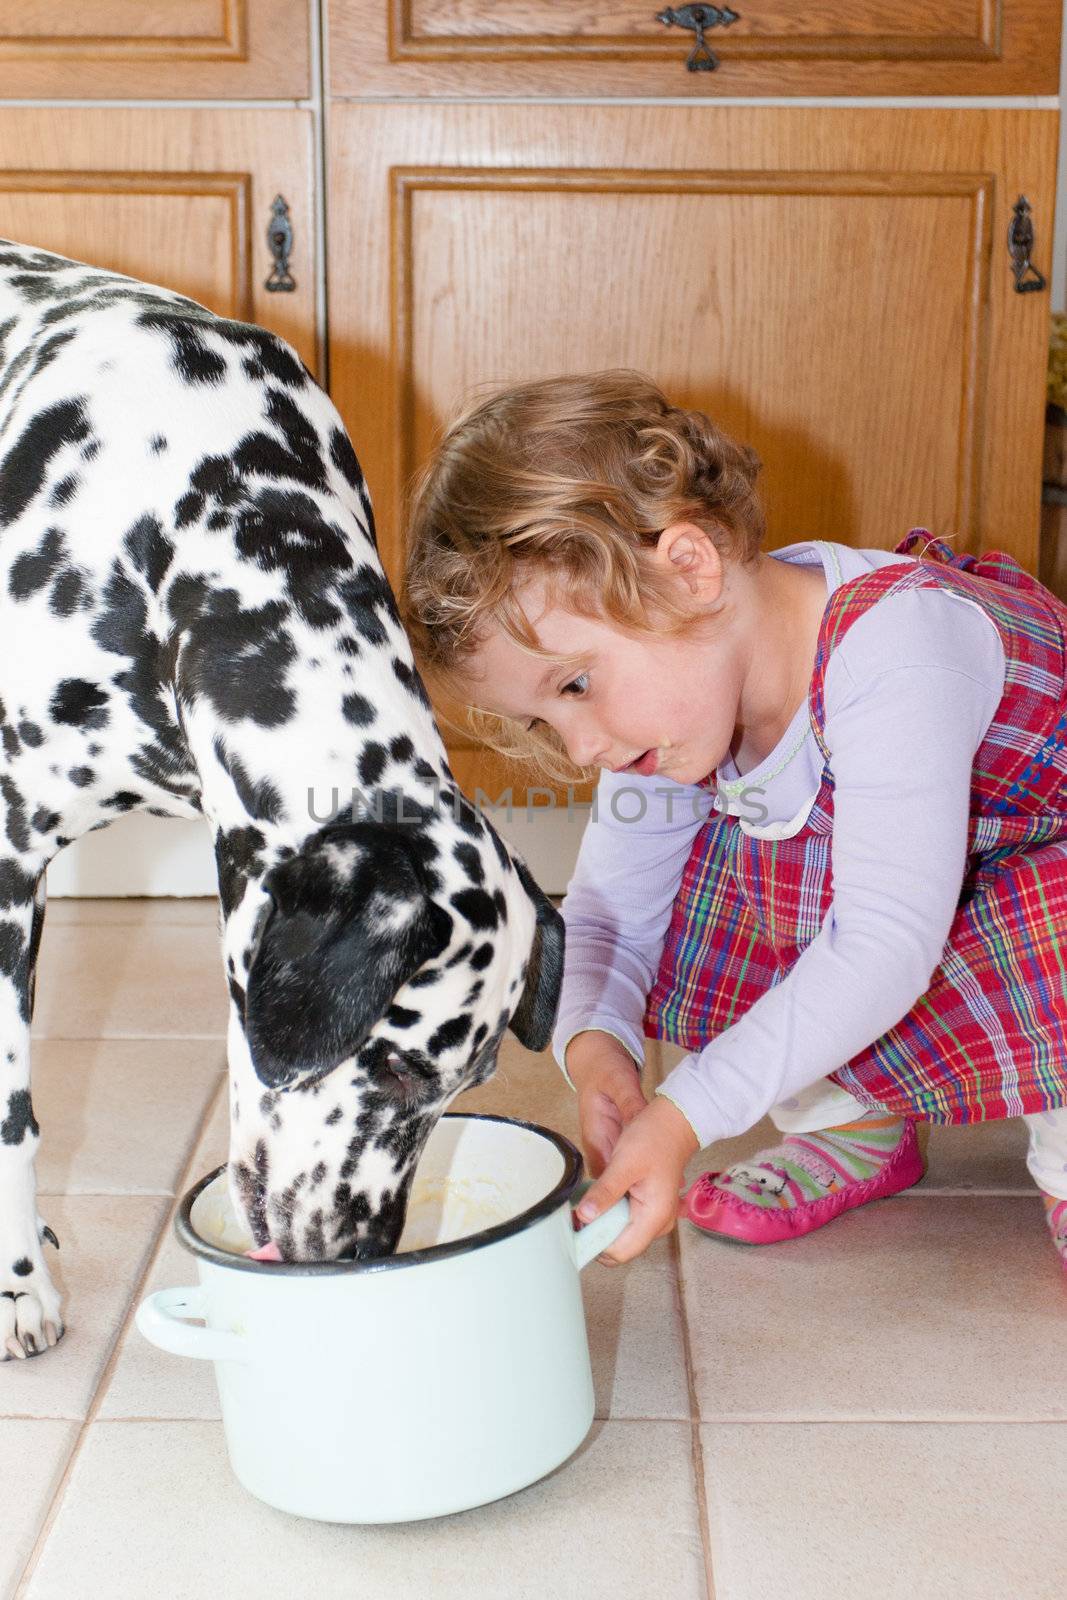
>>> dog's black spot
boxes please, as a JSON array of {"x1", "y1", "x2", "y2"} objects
[
  {"x1": 149, "y1": 435, "x2": 168, "y2": 453},
  {"x1": 358, "y1": 742, "x2": 387, "y2": 787},
  {"x1": 31, "y1": 808, "x2": 60, "y2": 833},
  {"x1": 1, "y1": 1090, "x2": 38, "y2": 1146},
  {"x1": 453, "y1": 842, "x2": 484, "y2": 886},
  {"x1": 390, "y1": 655, "x2": 433, "y2": 712},
  {"x1": 92, "y1": 562, "x2": 195, "y2": 796},
  {"x1": 214, "y1": 321, "x2": 310, "y2": 389},
  {"x1": 50, "y1": 566, "x2": 92, "y2": 616},
  {"x1": 450, "y1": 888, "x2": 499, "y2": 931},
  {"x1": 175, "y1": 588, "x2": 297, "y2": 728},
  {"x1": 137, "y1": 310, "x2": 227, "y2": 386},
  {"x1": 212, "y1": 738, "x2": 284, "y2": 824},
  {"x1": 0, "y1": 777, "x2": 30, "y2": 852},
  {"x1": 342, "y1": 693, "x2": 374, "y2": 728},
  {"x1": 49, "y1": 678, "x2": 109, "y2": 728},
  {"x1": 16, "y1": 721, "x2": 43, "y2": 748},
  {"x1": 49, "y1": 474, "x2": 79, "y2": 508},
  {"x1": 68, "y1": 766, "x2": 94, "y2": 788},
  {"x1": 337, "y1": 564, "x2": 399, "y2": 649},
  {"x1": 0, "y1": 399, "x2": 91, "y2": 528},
  {"x1": 470, "y1": 941, "x2": 494, "y2": 972},
  {"x1": 428, "y1": 1017, "x2": 470, "y2": 1056},
  {"x1": 214, "y1": 824, "x2": 267, "y2": 916},
  {"x1": 27, "y1": 331, "x2": 80, "y2": 390},
  {"x1": 123, "y1": 515, "x2": 174, "y2": 592},
  {"x1": 9, "y1": 527, "x2": 67, "y2": 600},
  {"x1": 385, "y1": 1005, "x2": 420, "y2": 1029},
  {"x1": 102, "y1": 791, "x2": 141, "y2": 812},
  {"x1": 0, "y1": 860, "x2": 37, "y2": 910},
  {"x1": 389, "y1": 735, "x2": 415, "y2": 766},
  {"x1": 329, "y1": 426, "x2": 364, "y2": 491},
  {"x1": 174, "y1": 490, "x2": 205, "y2": 528},
  {"x1": 325, "y1": 1105, "x2": 343, "y2": 1126},
  {"x1": 234, "y1": 387, "x2": 328, "y2": 494},
  {"x1": 0, "y1": 920, "x2": 23, "y2": 979}
]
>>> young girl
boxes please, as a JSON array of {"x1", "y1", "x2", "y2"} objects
[{"x1": 401, "y1": 370, "x2": 1067, "y2": 1271}]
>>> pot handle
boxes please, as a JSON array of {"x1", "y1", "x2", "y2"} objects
[
  {"x1": 571, "y1": 1181, "x2": 631, "y2": 1270},
  {"x1": 135, "y1": 1286, "x2": 250, "y2": 1364}
]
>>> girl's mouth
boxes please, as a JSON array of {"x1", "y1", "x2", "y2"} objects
[{"x1": 627, "y1": 749, "x2": 659, "y2": 777}]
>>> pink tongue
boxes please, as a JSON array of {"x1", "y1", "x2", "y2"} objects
[{"x1": 246, "y1": 1240, "x2": 283, "y2": 1262}]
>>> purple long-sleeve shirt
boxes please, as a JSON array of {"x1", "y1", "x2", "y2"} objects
[{"x1": 550, "y1": 539, "x2": 1007, "y2": 1149}]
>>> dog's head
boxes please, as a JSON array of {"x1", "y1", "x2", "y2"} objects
[{"x1": 225, "y1": 807, "x2": 563, "y2": 1261}]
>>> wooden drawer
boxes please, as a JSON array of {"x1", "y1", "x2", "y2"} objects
[
  {"x1": 0, "y1": 108, "x2": 318, "y2": 375},
  {"x1": 0, "y1": 1, "x2": 309, "y2": 99},
  {"x1": 330, "y1": 0, "x2": 1060, "y2": 97}
]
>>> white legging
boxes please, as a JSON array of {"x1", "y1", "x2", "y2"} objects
[{"x1": 770, "y1": 1078, "x2": 1067, "y2": 1202}]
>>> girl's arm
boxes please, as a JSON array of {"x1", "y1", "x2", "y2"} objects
[
  {"x1": 551, "y1": 767, "x2": 712, "y2": 1085},
  {"x1": 657, "y1": 585, "x2": 1007, "y2": 1148}
]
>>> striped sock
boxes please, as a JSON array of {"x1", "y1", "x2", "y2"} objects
[
  {"x1": 1041, "y1": 1192, "x2": 1067, "y2": 1267},
  {"x1": 709, "y1": 1113, "x2": 909, "y2": 1211}
]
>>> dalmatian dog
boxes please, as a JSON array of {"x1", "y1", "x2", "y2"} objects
[{"x1": 0, "y1": 240, "x2": 564, "y2": 1360}]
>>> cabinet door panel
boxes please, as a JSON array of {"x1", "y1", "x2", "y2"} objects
[
  {"x1": 0, "y1": 1, "x2": 308, "y2": 99},
  {"x1": 0, "y1": 109, "x2": 317, "y2": 372},
  {"x1": 331, "y1": 0, "x2": 1059, "y2": 96},
  {"x1": 328, "y1": 105, "x2": 1056, "y2": 800}
]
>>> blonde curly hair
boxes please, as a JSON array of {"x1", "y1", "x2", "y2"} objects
[{"x1": 400, "y1": 369, "x2": 765, "y2": 785}]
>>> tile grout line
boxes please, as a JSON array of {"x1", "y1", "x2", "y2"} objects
[
  {"x1": 671, "y1": 1227, "x2": 718, "y2": 1600},
  {"x1": 651, "y1": 1033, "x2": 719, "y2": 1600},
  {"x1": 11, "y1": 1074, "x2": 229, "y2": 1599}
]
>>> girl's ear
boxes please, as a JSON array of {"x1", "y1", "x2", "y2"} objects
[
  {"x1": 655, "y1": 521, "x2": 725, "y2": 603},
  {"x1": 243, "y1": 823, "x2": 452, "y2": 1089}
]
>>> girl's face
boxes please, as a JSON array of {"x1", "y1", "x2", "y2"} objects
[{"x1": 457, "y1": 525, "x2": 753, "y2": 786}]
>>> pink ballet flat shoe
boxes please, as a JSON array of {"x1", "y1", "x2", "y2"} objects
[{"x1": 682, "y1": 1119, "x2": 925, "y2": 1245}]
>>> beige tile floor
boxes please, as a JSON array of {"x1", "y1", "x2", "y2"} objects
[{"x1": 2, "y1": 898, "x2": 1065, "y2": 1599}]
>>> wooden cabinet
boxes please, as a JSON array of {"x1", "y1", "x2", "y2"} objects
[
  {"x1": 0, "y1": 0, "x2": 309, "y2": 100},
  {"x1": 329, "y1": 103, "x2": 1054, "y2": 576},
  {"x1": 330, "y1": 0, "x2": 1060, "y2": 97},
  {"x1": 0, "y1": 108, "x2": 318, "y2": 374},
  {"x1": 327, "y1": 101, "x2": 1056, "y2": 801},
  {"x1": 0, "y1": 5, "x2": 1058, "y2": 817}
]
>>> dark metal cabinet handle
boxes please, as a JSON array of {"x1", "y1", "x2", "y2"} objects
[
  {"x1": 265, "y1": 194, "x2": 296, "y2": 292},
  {"x1": 656, "y1": 6, "x2": 740, "y2": 71},
  {"x1": 1008, "y1": 195, "x2": 1046, "y2": 295}
]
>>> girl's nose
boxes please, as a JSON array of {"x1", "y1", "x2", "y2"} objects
[{"x1": 565, "y1": 727, "x2": 609, "y2": 769}]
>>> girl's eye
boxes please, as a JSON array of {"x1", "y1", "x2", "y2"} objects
[{"x1": 521, "y1": 671, "x2": 589, "y2": 730}]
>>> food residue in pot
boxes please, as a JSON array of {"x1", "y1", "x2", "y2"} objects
[{"x1": 194, "y1": 1171, "x2": 515, "y2": 1259}]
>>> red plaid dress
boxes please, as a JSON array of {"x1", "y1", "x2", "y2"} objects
[{"x1": 642, "y1": 531, "x2": 1067, "y2": 1123}]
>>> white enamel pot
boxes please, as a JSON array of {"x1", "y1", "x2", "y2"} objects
[{"x1": 135, "y1": 1113, "x2": 629, "y2": 1523}]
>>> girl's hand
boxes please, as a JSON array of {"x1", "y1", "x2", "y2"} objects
[
  {"x1": 574, "y1": 1096, "x2": 700, "y2": 1265},
  {"x1": 565, "y1": 1031, "x2": 649, "y2": 1177}
]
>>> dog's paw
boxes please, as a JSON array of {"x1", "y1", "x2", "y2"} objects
[{"x1": 1, "y1": 1222, "x2": 65, "y2": 1360}]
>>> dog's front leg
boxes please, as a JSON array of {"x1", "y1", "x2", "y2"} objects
[{"x1": 0, "y1": 875, "x2": 63, "y2": 1359}]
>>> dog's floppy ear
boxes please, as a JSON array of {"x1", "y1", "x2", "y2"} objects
[
  {"x1": 507, "y1": 854, "x2": 565, "y2": 1052},
  {"x1": 244, "y1": 823, "x2": 453, "y2": 1088}
]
